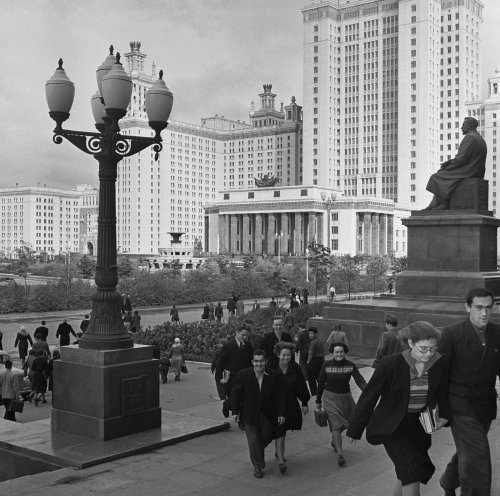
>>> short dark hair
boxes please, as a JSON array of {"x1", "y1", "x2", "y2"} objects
[
  {"x1": 399, "y1": 321, "x2": 440, "y2": 347},
  {"x1": 466, "y1": 288, "x2": 494, "y2": 307},
  {"x1": 41, "y1": 321, "x2": 45, "y2": 325},
  {"x1": 253, "y1": 349, "x2": 267, "y2": 360},
  {"x1": 385, "y1": 314, "x2": 398, "y2": 327},
  {"x1": 334, "y1": 324, "x2": 342, "y2": 331},
  {"x1": 308, "y1": 327, "x2": 318, "y2": 334},
  {"x1": 329, "y1": 341, "x2": 349, "y2": 353},
  {"x1": 5, "y1": 359, "x2": 12, "y2": 369}
]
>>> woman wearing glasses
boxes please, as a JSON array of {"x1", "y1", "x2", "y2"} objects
[{"x1": 346, "y1": 321, "x2": 450, "y2": 496}]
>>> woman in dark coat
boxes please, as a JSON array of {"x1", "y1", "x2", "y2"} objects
[
  {"x1": 273, "y1": 341, "x2": 310, "y2": 474},
  {"x1": 346, "y1": 321, "x2": 450, "y2": 496},
  {"x1": 30, "y1": 350, "x2": 48, "y2": 405}
]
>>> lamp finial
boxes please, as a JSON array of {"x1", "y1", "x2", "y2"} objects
[
  {"x1": 159, "y1": 69, "x2": 163, "y2": 80},
  {"x1": 58, "y1": 58, "x2": 63, "y2": 70},
  {"x1": 109, "y1": 45, "x2": 114, "y2": 55},
  {"x1": 116, "y1": 52, "x2": 121, "y2": 64}
]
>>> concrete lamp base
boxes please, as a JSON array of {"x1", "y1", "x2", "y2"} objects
[{"x1": 51, "y1": 344, "x2": 161, "y2": 441}]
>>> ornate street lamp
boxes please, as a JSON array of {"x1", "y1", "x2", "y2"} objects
[
  {"x1": 320, "y1": 191, "x2": 337, "y2": 251},
  {"x1": 46, "y1": 46, "x2": 173, "y2": 350}
]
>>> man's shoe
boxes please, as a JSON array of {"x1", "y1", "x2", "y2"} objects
[
  {"x1": 253, "y1": 467, "x2": 263, "y2": 478},
  {"x1": 222, "y1": 403, "x2": 230, "y2": 418},
  {"x1": 337, "y1": 454, "x2": 346, "y2": 466}
]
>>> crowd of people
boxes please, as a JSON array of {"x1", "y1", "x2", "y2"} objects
[{"x1": 211, "y1": 287, "x2": 500, "y2": 496}]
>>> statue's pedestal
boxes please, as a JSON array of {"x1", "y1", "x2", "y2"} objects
[
  {"x1": 51, "y1": 345, "x2": 160, "y2": 441},
  {"x1": 396, "y1": 211, "x2": 500, "y2": 298}
]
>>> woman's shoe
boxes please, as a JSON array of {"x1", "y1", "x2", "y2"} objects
[
  {"x1": 337, "y1": 455, "x2": 346, "y2": 466},
  {"x1": 279, "y1": 463, "x2": 287, "y2": 474}
]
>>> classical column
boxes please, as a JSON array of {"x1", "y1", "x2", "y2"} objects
[
  {"x1": 371, "y1": 213, "x2": 379, "y2": 255},
  {"x1": 255, "y1": 214, "x2": 263, "y2": 254},
  {"x1": 267, "y1": 213, "x2": 276, "y2": 255},
  {"x1": 218, "y1": 214, "x2": 226, "y2": 253},
  {"x1": 224, "y1": 214, "x2": 231, "y2": 252},
  {"x1": 387, "y1": 215, "x2": 394, "y2": 254},
  {"x1": 230, "y1": 215, "x2": 238, "y2": 253},
  {"x1": 379, "y1": 214, "x2": 387, "y2": 255},
  {"x1": 317, "y1": 213, "x2": 324, "y2": 246},
  {"x1": 363, "y1": 213, "x2": 372, "y2": 255},
  {"x1": 242, "y1": 214, "x2": 250, "y2": 254},
  {"x1": 293, "y1": 213, "x2": 303, "y2": 255},
  {"x1": 281, "y1": 213, "x2": 289, "y2": 255},
  {"x1": 307, "y1": 213, "x2": 316, "y2": 244}
]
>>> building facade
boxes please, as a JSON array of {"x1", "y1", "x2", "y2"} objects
[
  {"x1": 204, "y1": 185, "x2": 409, "y2": 257},
  {"x1": 301, "y1": 0, "x2": 484, "y2": 209},
  {"x1": 117, "y1": 42, "x2": 303, "y2": 255},
  {"x1": 0, "y1": 184, "x2": 97, "y2": 258}
]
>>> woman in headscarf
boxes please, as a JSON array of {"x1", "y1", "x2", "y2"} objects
[{"x1": 168, "y1": 337, "x2": 185, "y2": 381}]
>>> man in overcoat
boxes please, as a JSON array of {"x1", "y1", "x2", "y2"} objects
[
  {"x1": 439, "y1": 288, "x2": 500, "y2": 496},
  {"x1": 231, "y1": 349, "x2": 286, "y2": 478},
  {"x1": 215, "y1": 325, "x2": 253, "y2": 419},
  {"x1": 425, "y1": 117, "x2": 487, "y2": 210}
]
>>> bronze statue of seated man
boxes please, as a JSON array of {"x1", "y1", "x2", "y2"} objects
[{"x1": 425, "y1": 117, "x2": 487, "y2": 210}]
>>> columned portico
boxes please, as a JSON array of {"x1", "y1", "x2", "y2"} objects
[
  {"x1": 281, "y1": 213, "x2": 290, "y2": 255},
  {"x1": 242, "y1": 214, "x2": 250, "y2": 253},
  {"x1": 267, "y1": 213, "x2": 276, "y2": 255},
  {"x1": 294, "y1": 212, "x2": 303, "y2": 255}
]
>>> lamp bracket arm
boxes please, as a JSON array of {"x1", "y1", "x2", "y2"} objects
[
  {"x1": 115, "y1": 135, "x2": 163, "y2": 161},
  {"x1": 53, "y1": 129, "x2": 102, "y2": 155}
]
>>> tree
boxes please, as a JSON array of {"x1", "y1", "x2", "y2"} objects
[
  {"x1": 117, "y1": 255, "x2": 134, "y2": 279},
  {"x1": 78, "y1": 254, "x2": 96, "y2": 279},
  {"x1": 331, "y1": 254, "x2": 365, "y2": 300},
  {"x1": 307, "y1": 242, "x2": 332, "y2": 304},
  {"x1": 365, "y1": 255, "x2": 390, "y2": 295},
  {"x1": 15, "y1": 242, "x2": 34, "y2": 294}
]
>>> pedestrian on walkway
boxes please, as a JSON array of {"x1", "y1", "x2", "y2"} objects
[
  {"x1": 47, "y1": 349, "x2": 60, "y2": 403},
  {"x1": 170, "y1": 304, "x2": 180, "y2": 323},
  {"x1": 330, "y1": 285, "x2": 336, "y2": 301},
  {"x1": 316, "y1": 342, "x2": 366, "y2": 466},
  {"x1": 159, "y1": 352, "x2": 170, "y2": 384},
  {"x1": 123, "y1": 311, "x2": 133, "y2": 330},
  {"x1": 261, "y1": 317, "x2": 294, "y2": 370},
  {"x1": 252, "y1": 300, "x2": 260, "y2": 311},
  {"x1": 347, "y1": 321, "x2": 450, "y2": 496},
  {"x1": 0, "y1": 359, "x2": 21, "y2": 421},
  {"x1": 208, "y1": 303, "x2": 215, "y2": 321},
  {"x1": 214, "y1": 302, "x2": 223, "y2": 322},
  {"x1": 29, "y1": 350, "x2": 49, "y2": 406},
  {"x1": 439, "y1": 288, "x2": 500, "y2": 496},
  {"x1": 123, "y1": 293, "x2": 132, "y2": 313},
  {"x1": 31, "y1": 335, "x2": 51, "y2": 358},
  {"x1": 227, "y1": 295, "x2": 237, "y2": 316},
  {"x1": 80, "y1": 314, "x2": 90, "y2": 334},
  {"x1": 269, "y1": 297, "x2": 277, "y2": 308},
  {"x1": 306, "y1": 327, "x2": 325, "y2": 396},
  {"x1": 273, "y1": 341, "x2": 310, "y2": 473},
  {"x1": 296, "y1": 323, "x2": 310, "y2": 379},
  {"x1": 14, "y1": 326, "x2": 33, "y2": 366},
  {"x1": 56, "y1": 319, "x2": 76, "y2": 346},
  {"x1": 34, "y1": 321, "x2": 49, "y2": 341},
  {"x1": 215, "y1": 325, "x2": 253, "y2": 418},
  {"x1": 231, "y1": 349, "x2": 286, "y2": 479},
  {"x1": 302, "y1": 287, "x2": 309, "y2": 305},
  {"x1": 168, "y1": 337, "x2": 185, "y2": 381},
  {"x1": 373, "y1": 314, "x2": 402, "y2": 368},
  {"x1": 201, "y1": 303, "x2": 210, "y2": 320},
  {"x1": 326, "y1": 324, "x2": 349, "y2": 348},
  {"x1": 130, "y1": 310, "x2": 141, "y2": 333}
]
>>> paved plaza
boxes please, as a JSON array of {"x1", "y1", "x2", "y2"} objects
[{"x1": 0, "y1": 357, "x2": 498, "y2": 495}]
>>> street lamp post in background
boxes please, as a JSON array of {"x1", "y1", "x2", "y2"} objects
[
  {"x1": 275, "y1": 231, "x2": 283, "y2": 263},
  {"x1": 320, "y1": 191, "x2": 337, "y2": 250},
  {"x1": 46, "y1": 47, "x2": 173, "y2": 351},
  {"x1": 305, "y1": 248, "x2": 309, "y2": 283}
]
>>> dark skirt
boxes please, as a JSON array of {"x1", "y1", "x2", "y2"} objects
[{"x1": 383, "y1": 412, "x2": 434, "y2": 486}]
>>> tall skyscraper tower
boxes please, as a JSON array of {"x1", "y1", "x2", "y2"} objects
[{"x1": 301, "y1": 0, "x2": 484, "y2": 209}]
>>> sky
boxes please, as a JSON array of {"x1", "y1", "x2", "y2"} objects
[{"x1": 1, "y1": 0, "x2": 500, "y2": 190}]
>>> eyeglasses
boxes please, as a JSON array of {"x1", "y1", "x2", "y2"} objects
[{"x1": 413, "y1": 343, "x2": 438, "y2": 354}]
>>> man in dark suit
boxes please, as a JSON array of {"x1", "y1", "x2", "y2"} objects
[
  {"x1": 34, "y1": 321, "x2": 49, "y2": 341},
  {"x1": 439, "y1": 288, "x2": 500, "y2": 496},
  {"x1": 55, "y1": 319, "x2": 77, "y2": 346},
  {"x1": 215, "y1": 325, "x2": 253, "y2": 418},
  {"x1": 425, "y1": 117, "x2": 487, "y2": 210},
  {"x1": 231, "y1": 349, "x2": 286, "y2": 478},
  {"x1": 261, "y1": 317, "x2": 294, "y2": 370}
]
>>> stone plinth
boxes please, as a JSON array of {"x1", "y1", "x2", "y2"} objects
[
  {"x1": 395, "y1": 212, "x2": 500, "y2": 298},
  {"x1": 51, "y1": 344, "x2": 160, "y2": 441},
  {"x1": 450, "y1": 178, "x2": 489, "y2": 212}
]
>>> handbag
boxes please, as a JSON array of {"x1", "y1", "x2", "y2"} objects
[
  {"x1": 9, "y1": 399, "x2": 24, "y2": 413},
  {"x1": 314, "y1": 408, "x2": 328, "y2": 427},
  {"x1": 181, "y1": 364, "x2": 188, "y2": 374}
]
